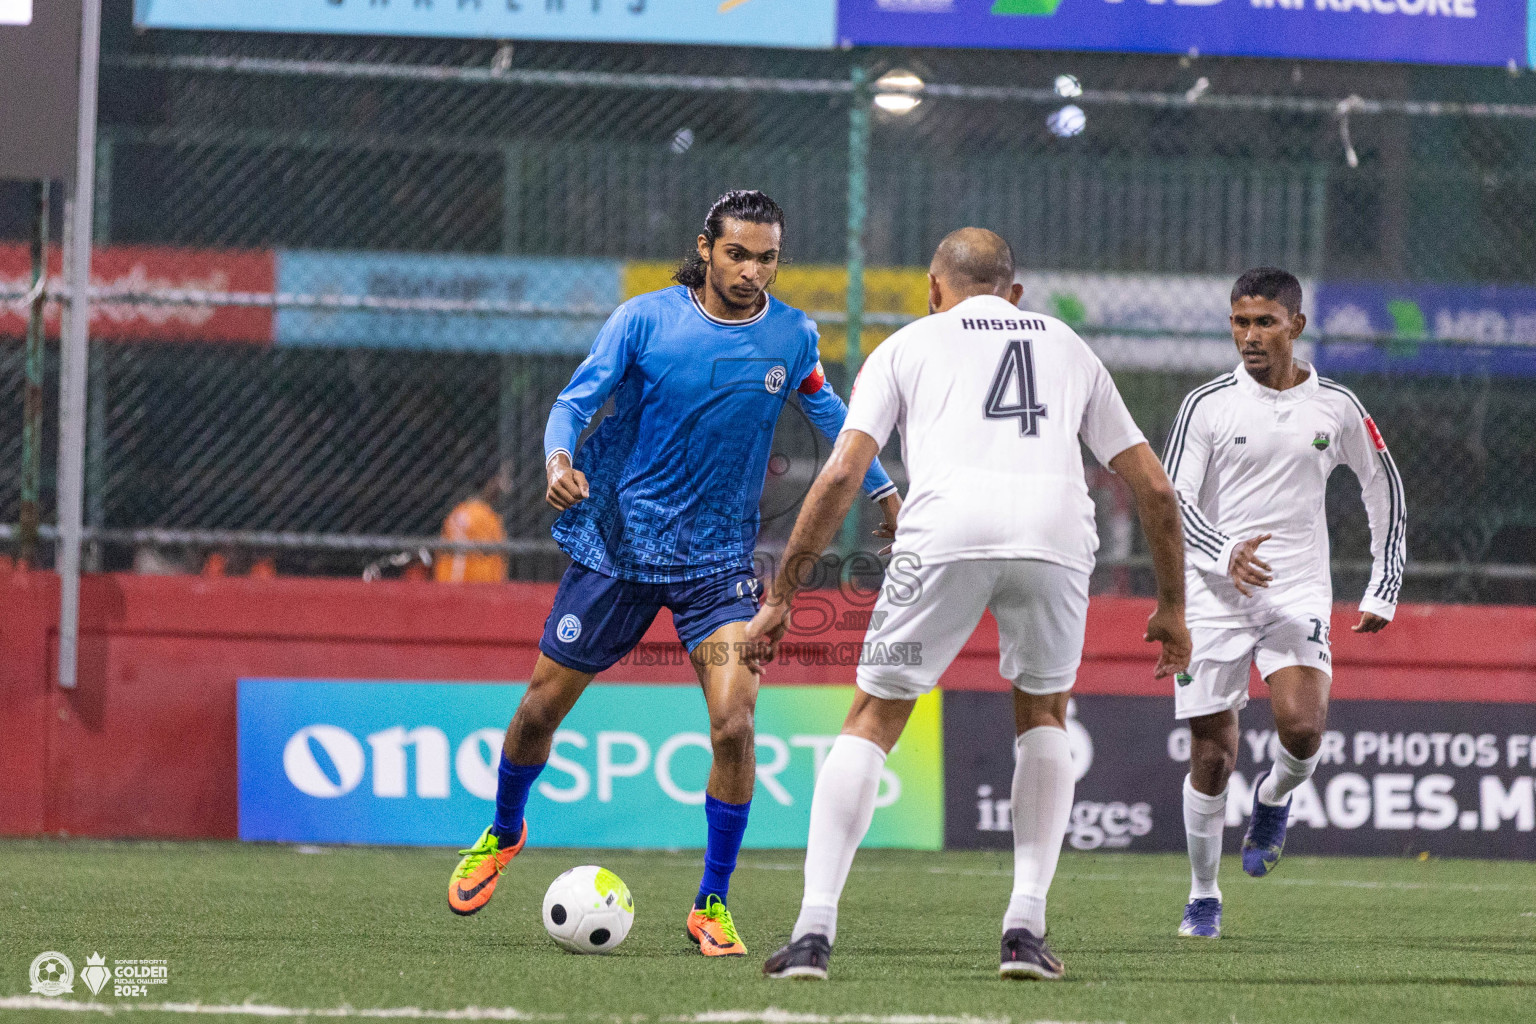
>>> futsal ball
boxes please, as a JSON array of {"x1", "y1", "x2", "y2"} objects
[
  {"x1": 542, "y1": 865, "x2": 635, "y2": 954},
  {"x1": 1047, "y1": 104, "x2": 1087, "y2": 138}
]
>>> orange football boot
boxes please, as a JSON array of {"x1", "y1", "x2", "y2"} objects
[
  {"x1": 685, "y1": 894, "x2": 747, "y2": 956},
  {"x1": 447, "y1": 822, "x2": 527, "y2": 916}
]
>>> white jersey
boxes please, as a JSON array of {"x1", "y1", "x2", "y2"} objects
[
  {"x1": 842, "y1": 293, "x2": 1146, "y2": 574},
  {"x1": 1164, "y1": 362, "x2": 1407, "y2": 628}
]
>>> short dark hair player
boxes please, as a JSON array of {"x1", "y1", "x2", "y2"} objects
[{"x1": 1166, "y1": 268, "x2": 1407, "y2": 939}]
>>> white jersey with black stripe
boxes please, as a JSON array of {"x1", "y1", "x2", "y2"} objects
[{"x1": 1162, "y1": 361, "x2": 1406, "y2": 628}]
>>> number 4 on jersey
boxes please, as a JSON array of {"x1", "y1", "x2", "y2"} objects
[{"x1": 984, "y1": 339, "x2": 1048, "y2": 437}]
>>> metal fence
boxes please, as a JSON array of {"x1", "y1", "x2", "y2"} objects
[{"x1": 4, "y1": 16, "x2": 1536, "y2": 602}]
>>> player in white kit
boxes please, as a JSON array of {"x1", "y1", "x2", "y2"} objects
[
  {"x1": 1168, "y1": 268, "x2": 1407, "y2": 940},
  {"x1": 743, "y1": 228, "x2": 1192, "y2": 981}
]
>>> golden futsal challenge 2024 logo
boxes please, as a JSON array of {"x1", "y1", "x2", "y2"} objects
[{"x1": 29, "y1": 951, "x2": 170, "y2": 998}]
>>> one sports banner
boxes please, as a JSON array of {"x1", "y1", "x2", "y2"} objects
[
  {"x1": 238, "y1": 680, "x2": 943, "y2": 848},
  {"x1": 133, "y1": 0, "x2": 838, "y2": 49},
  {"x1": 838, "y1": 0, "x2": 1529, "y2": 69},
  {"x1": 945, "y1": 692, "x2": 1536, "y2": 858}
]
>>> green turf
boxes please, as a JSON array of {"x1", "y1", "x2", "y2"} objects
[{"x1": 2, "y1": 840, "x2": 1533, "y2": 1023}]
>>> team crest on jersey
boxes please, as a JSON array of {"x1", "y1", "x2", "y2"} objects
[
  {"x1": 1312, "y1": 431, "x2": 1330, "y2": 451},
  {"x1": 556, "y1": 614, "x2": 582, "y2": 643},
  {"x1": 764, "y1": 365, "x2": 787, "y2": 394}
]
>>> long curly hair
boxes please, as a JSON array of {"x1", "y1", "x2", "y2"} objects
[{"x1": 673, "y1": 190, "x2": 786, "y2": 289}]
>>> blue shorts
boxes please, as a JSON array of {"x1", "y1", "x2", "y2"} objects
[{"x1": 539, "y1": 561, "x2": 761, "y2": 675}]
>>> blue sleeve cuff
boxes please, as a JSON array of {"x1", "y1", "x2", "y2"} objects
[
  {"x1": 544, "y1": 401, "x2": 585, "y2": 464},
  {"x1": 864, "y1": 466, "x2": 897, "y2": 502}
]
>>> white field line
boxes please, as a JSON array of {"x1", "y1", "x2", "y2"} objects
[
  {"x1": 672, "y1": 1016, "x2": 1118, "y2": 1024},
  {"x1": 0, "y1": 1003, "x2": 1118, "y2": 1024}
]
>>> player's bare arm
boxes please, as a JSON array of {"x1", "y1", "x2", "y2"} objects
[
  {"x1": 1108, "y1": 441, "x2": 1192, "y2": 677},
  {"x1": 1228, "y1": 533, "x2": 1274, "y2": 596},
  {"x1": 544, "y1": 451, "x2": 590, "y2": 510},
  {"x1": 745, "y1": 429, "x2": 882, "y2": 669}
]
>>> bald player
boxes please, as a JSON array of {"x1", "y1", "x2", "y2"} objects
[{"x1": 747, "y1": 228, "x2": 1191, "y2": 981}]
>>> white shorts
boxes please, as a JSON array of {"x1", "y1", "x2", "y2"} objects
[
  {"x1": 1174, "y1": 610, "x2": 1334, "y2": 720},
  {"x1": 856, "y1": 558, "x2": 1089, "y2": 701}
]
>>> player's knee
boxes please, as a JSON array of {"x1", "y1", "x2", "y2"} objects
[
  {"x1": 1277, "y1": 721, "x2": 1324, "y2": 759},
  {"x1": 1189, "y1": 743, "x2": 1236, "y2": 788},
  {"x1": 708, "y1": 708, "x2": 756, "y2": 762}
]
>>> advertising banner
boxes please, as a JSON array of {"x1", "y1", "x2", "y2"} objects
[
  {"x1": 838, "y1": 1, "x2": 1528, "y2": 68},
  {"x1": 0, "y1": 244, "x2": 275, "y2": 344},
  {"x1": 274, "y1": 251, "x2": 620, "y2": 353},
  {"x1": 238, "y1": 680, "x2": 942, "y2": 848},
  {"x1": 1316, "y1": 280, "x2": 1536, "y2": 378},
  {"x1": 624, "y1": 263, "x2": 1297, "y2": 370},
  {"x1": 945, "y1": 692, "x2": 1536, "y2": 858},
  {"x1": 134, "y1": 0, "x2": 836, "y2": 49},
  {"x1": 1013, "y1": 271, "x2": 1318, "y2": 373},
  {"x1": 622, "y1": 261, "x2": 929, "y2": 363}
]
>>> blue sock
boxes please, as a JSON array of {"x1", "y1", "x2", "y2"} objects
[
  {"x1": 492, "y1": 754, "x2": 545, "y2": 844},
  {"x1": 696, "y1": 794, "x2": 751, "y2": 908}
]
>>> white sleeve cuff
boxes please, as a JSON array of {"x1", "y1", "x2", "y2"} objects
[
  {"x1": 1201, "y1": 536, "x2": 1241, "y2": 581},
  {"x1": 545, "y1": 448, "x2": 572, "y2": 466},
  {"x1": 1359, "y1": 595, "x2": 1397, "y2": 621},
  {"x1": 869, "y1": 482, "x2": 898, "y2": 502}
]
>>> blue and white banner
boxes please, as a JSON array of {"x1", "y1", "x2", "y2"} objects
[
  {"x1": 1315, "y1": 281, "x2": 1536, "y2": 377},
  {"x1": 838, "y1": 0, "x2": 1529, "y2": 68},
  {"x1": 237, "y1": 679, "x2": 944, "y2": 848},
  {"x1": 134, "y1": 0, "x2": 836, "y2": 49},
  {"x1": 274, "y1": 251, "x2": 620, "y2": 353}
]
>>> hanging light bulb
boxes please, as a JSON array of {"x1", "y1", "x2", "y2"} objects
[{"x1": 874, "y1": 68, "x2": 924, "y2": 115}]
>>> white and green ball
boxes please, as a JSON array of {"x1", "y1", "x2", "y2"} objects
[{"x1": 542, "y1": 865, "x2": 635, "y2": 954}]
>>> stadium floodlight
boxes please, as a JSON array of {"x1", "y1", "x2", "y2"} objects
[
  {"x1": 874, "y1": 68, "x2": 924, "y2": 115},
  {"x1": 1054, "y1": 74, "x2": 1082, "y2": 99},
  {"x1": 874, "y1": 93, "x2": 922, "y2": 114}
]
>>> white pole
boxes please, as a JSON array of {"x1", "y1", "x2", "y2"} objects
[{"x1": 57, "y1": 0, "x2": 104, "y2": 690}]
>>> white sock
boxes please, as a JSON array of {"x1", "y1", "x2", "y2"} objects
[
  {"x1": 1258, "y1": 743, "x2": 1322, "y2": 806},
  {"x1": 1183, "y1": 774, "x2": 1227, "y2": 902},
  {"x1": 792, "y1": 734, "x2": 886, "y2": 945},
  {"x1": 1002, "y1": 726, "x2": 1075, "y2": 936}
]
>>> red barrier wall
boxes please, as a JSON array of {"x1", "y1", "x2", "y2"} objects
[{"x1": 2, "y1": 568, "x2": 1533, "y2": 841}]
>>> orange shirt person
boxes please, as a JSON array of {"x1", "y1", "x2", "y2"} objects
[{"x1": 435, "y1": 467, "x2": 510, "y2": 583}]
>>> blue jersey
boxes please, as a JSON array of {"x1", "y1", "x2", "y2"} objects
[{"x1": 544, "y1": 286, "x2": 896, "y2": 583}]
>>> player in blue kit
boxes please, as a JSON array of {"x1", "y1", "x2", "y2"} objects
[{"x1": 447, "y1": 191, "x2": 900, "y2": 956}]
